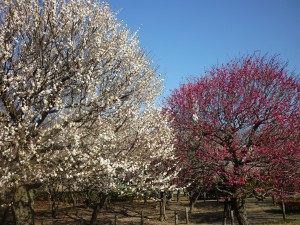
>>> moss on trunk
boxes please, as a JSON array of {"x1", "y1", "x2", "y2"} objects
[{"x1": 12, "y1": 185, "x2": 35, "y2": 225}]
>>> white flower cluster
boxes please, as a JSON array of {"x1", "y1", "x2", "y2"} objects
[{"x1": 0, "y1": 0, "x2": 176, "y2": 199}]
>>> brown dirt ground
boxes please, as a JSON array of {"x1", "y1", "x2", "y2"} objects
[{"x1": 3, "y1": 196, "x2": 300, "y2": 224}]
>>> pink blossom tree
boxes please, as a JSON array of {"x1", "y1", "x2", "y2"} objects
[{"x1": 165, "y1": 54, "x2": 300, "y2": 225}]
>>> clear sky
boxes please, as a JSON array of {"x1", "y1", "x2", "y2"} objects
[{"x1": 106, "y1": 0, "x2": 300, "y2": 103}]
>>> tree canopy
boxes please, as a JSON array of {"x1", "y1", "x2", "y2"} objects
[
  {"x1": 0, "y1": 1, "x2": 176, "y2": 224},
  {"x1": 165, "y1": 54, "x2": 300, "y2": 225}
]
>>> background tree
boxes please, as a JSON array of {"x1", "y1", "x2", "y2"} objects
[
  {"x1": 0, "y1": 0, "x2": 169, "y2": 224},
  {"x1": 165, "y1": 54, "x2": 300, "y2": 225},
  {"x1": 57, "y1": 108, "x2": 176, "y2": 224}
]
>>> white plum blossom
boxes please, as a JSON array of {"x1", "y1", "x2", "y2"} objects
[{"x1": 0, "y1": 0, "x2": 176, "y2": 223}]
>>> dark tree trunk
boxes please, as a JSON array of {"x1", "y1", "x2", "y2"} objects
[
  {"x1": 189, "y1": 191, "x2": 201, "y2": 213},
  {"x1": 51, "y1": 200, "x2": 59, "y2": 218},
  {"x1": 70, "y1": 191, "x2": 77, "y2": 206},
  {"x1": 89, "y1": 192, "x2": 107, "y2": 225},
  {"x1": 143, "y1": 193, "x2": 147, "y2": 204},
  {"x1": 0, "y1": 204, "x2": 10, "y2": 224},
  {"x1": 231, "y1": 197, "x2": 250, "y2": 225},
  {"x1": 159, "y1": 191, "x2": 167, "y2": 221},
  {"x1": 222, "y1": 198, "x2": 231, "y2": 225},
  {"x1": 215, "y1": 188, "x2": 219, "y2": 204},
  {"x1": 177, "y1": 190, "x2": 180, "y2": 202},
  {"x1": 272, "y1": 195, "x2": 276, "y2": 206},
  {"x1": 12, "y1": 185, "x2": 35, "y2": 225},
  {"x1": 48, "y1": 186, "x2": 60, "y2": 218}
]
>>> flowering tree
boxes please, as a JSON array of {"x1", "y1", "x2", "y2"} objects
[
  {"x1": 40, "y1": 107, "x2": 176, "y2": 224},
  {"x1": 0, "y1": 0, "x2": 171, "y2": 224},
  {"x1": 112, "y1": 108, "x2": 177, "y2": 222},
  {"x1": 165, "y1": 54, "x2": 300, "y2": 225},
  {"x1": 111, "y1": 108, "x2": 176, "y2": 194}
]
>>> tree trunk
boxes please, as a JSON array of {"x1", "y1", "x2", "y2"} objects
[
  {"x1": 189, "y1": 191, "x2": 201, "y2": 213},
  {"x1": 0, "y1": 204, "x2": 10, "y2": 224},
  {"x1": 48, "y1": 187, "x2": 60, "y2": 218},
  {"x1": 159, "y1": 191, "x2": 167, "y2": 221},
  {"x1": 89, "y1": 192, "x2": 107, "y2": 225},
  {"x1": 231, "y1": 197, "x2": 250, "y2": 225},
  {"x1": 223, "y1": 198, "x2": 231, "y2": 225},
  {"x1": 272, "y1": 195, "x2": 276, "y2": 206},
  {"x1": 0, "y1": 186, "x2": 13, "y2": 224},
  {"x1": 174, "y1": 210, "x2": 179, "y2": 225},
  {"x1": 203, "y1": 192, "x2": 207, "y2": 203},
  {"x1": 177, "y1": 190, "x2": 180, "y2": 202},
  {"x1": 51, "y1": 200, "x2": 59, "y2": 218},
  {"x1": 12, "y1": 185, "x2": 35, "y2": 225},
  {"x1": 281, "y1": 200, "x2": 286, "y2": 221},
  {"x1": 70, "y1": 191, "x2": 77, "y2": 206},
  {"x1": 215, "y1": 189, "x2": 219, "y2": 204}
]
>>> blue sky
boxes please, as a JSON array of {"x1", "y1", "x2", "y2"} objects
[{"x1": 106, "y1": 0, "x2": 300, "y2": 103}]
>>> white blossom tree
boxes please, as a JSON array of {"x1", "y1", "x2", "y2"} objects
[
  {"x1": 35, "y1": 107, "x2": 176, "y2": 224},
  {"x1": 0, "y1": 1, "x2": 175, "y2": 224}
]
